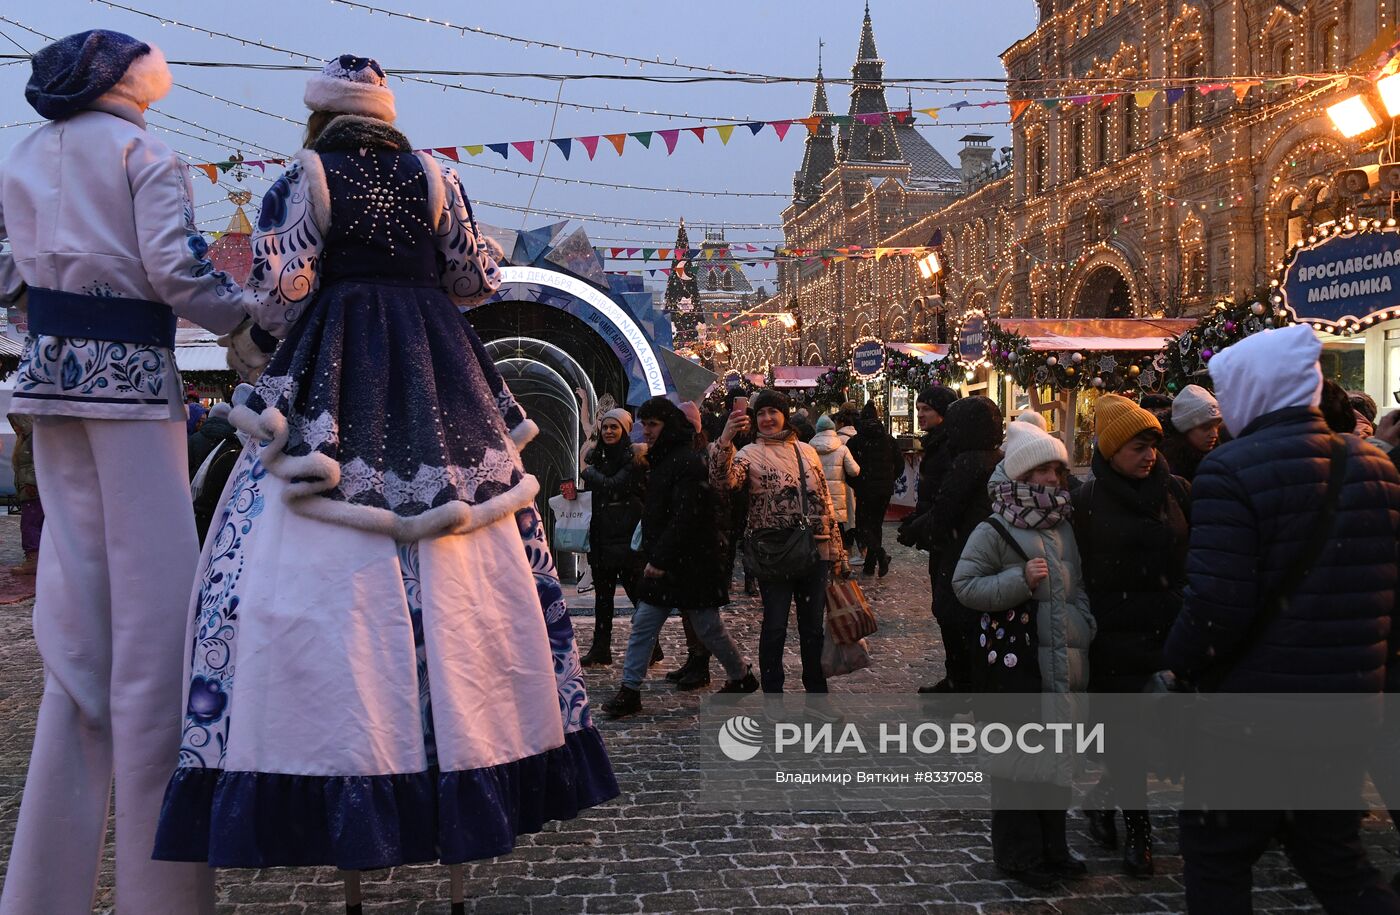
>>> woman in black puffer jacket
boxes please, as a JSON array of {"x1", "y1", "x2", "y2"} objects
[
  {"x1": 1072, "y1": 394, "x2": 1190, "y2": 878},
  {"x1": 923, "y1": 396, "x2": 1004, "y2": 694},
  {"x1": 579, "y1": 408, "x2": 645, "y2": 666}
]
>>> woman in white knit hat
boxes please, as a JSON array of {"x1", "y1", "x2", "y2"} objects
[
  {"x1": 151, "y1": 53, "x2": 617, "y2": 891},
  {"x1": 1158, "y1": 384, "x2": 1222, "y2": 482},
  {"x1": 953, "y1": 421, "x2": 1095, "y2": 892}
]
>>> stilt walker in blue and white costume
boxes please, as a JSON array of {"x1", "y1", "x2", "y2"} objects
[
  {"x1": 0, "y1": 31, "x2": 247, "y2": 915},
  {"x1": 152, "y1": 56, "x2": 618, "y2": 875}
]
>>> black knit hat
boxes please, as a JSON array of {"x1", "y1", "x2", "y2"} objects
[
  {"x1": 750, "y1": 388, "x2": 791, "y2": 419},
  {"x1": 916, "y1": 385, "x2": 959, "y2": 416}
]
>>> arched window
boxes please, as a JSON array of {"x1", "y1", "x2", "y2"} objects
[
  {"x1": 1286, "y1": 193, "x2": 1307, "y2": 249},
  {"x1": 1180, "y1": 58, "x2": 1202, "y2": 130},
  {"x1": 1097, "y1": 105, "x2": 1111, "y2": 165},
  {"x1": 1275, "y1": 40, "x2": 1294, "y2": 75},
  {"x1": 1121, "y1": 97, "x2": 1137, "y2": 153},
  {"x1": 1032, "y1": 141, "x2": 1047, "y2": 195},
  {"x1": 1320, "y1": 22, "x2": 1340, "y2": 70},
  {"x1": 706, "y1": 267, "x2": 719, "y2": 291},
  {"x1": 1073, "y1": 118, "x2": 1086, "y2": 177}
]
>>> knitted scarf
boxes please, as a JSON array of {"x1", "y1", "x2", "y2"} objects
[{"x1": 990, "y1": 480, "x2": 1073, "y2": 530}]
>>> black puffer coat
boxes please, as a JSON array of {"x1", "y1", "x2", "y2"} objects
[
  {"x1": 928, "y1": 397, "x2": 1004, "y2": 616},
  {"x1": 580, "y1": 440, "x2": 644, "y2": 571},
  {"x1": 635, "y1": 404, "x2": 728, "y2": 610},
  {"x1": 1165, "y1": 407, "x2": 1400, "y2": 693},
  {"x1": 848, "y1": 413, "x2": 904, "y2": 499},
  {"x1": 896, "y1": 426, "x2": 953, "y2": 554},
  {"x1": 1074, "y1": 451, "x2": 1190, "y2": 692},
  {"x1": 188, "y1": 415, "x2": 238, "y2": 477}
]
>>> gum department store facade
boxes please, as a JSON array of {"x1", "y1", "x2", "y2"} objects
[{"x1": 728, "y1": 0, "x2": 1400, "y2": 371}]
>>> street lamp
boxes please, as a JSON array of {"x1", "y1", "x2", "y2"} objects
[
  {"x1": 917, "y1": 249, "x2": 944, "y2": 280},
  {"x1": 1328, "y1": 94, "x2": 1383, "y2": 138}
]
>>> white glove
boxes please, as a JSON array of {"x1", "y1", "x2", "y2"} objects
[{"x1": 220, "y1": 318, "x2": 271, "y2": 383}]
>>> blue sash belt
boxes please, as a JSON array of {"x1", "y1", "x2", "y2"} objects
[{"x1": 27, "y1": 287, "x2": 177, "y2": 349}]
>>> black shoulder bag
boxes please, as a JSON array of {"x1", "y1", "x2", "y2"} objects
[
  {"x1": 980, "y1": 517, "x2": 1043, "y2": 692},
  {"x1": 744, "y1": 443, "x2": 821, "y2": 582}
]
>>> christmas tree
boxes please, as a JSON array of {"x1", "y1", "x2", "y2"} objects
[{"x1": 664, "y1": 218, "x2": 701, "y2": 348}]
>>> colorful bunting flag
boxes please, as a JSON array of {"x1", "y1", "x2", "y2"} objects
[
  {"x1": 745, "y1": 122, "x2": 765, "y2": 135},
  {"x1": 798, "y1": 116, "x2": 822, "y2": 133},
  {"x1": 465, "y1": 145, "x2": 484, "y2": 156},
  {"x1": 631, "y1": 131, "x2": 652, "y2": 148},
  {"x1": 511, "y1": 141, "x2": 535, "y2": 162},
  {"x1": 578, "y1": 136, "x2": 600, "y2": 159},
  {"x1": 486, "y1": 143, "x2": 510, "y2": 159},
  {"x1": 604, "y1": 134, "x2": 627, "y2": 155},
  {"x1": 688, "y1": 126, "x2": 707, "y2": 143},
  {"x1": 1134, "y1": 90, "x2": 1157, "y2": 107},
  {"x1": 435, "y1": 147, "x2": 459, "y2": 162},
  {"x1": 920, "y1": 107, "x2": 940, "y2": 119},
  {"x1": 550, "y1": 137, "x2": 572, "y2": 160},
  {"x1": 1165, "y1": 88, "x2": 1186, "y2": 104},
  {"x1": 642, "y1": 248, "x2": 656, "y2": 260},
  {"x1": 197, "y1": 163, "x2": 218, "y2": 184},
  {"x1": 772, "y1": 120, "x2": 793, "y2": 141},
  {"x1": 658, "y1": 128, "x2": 680, "y2": 154},
  {"x1": 1009, "y1": 99, "x2": 1032, "y2": 122}
]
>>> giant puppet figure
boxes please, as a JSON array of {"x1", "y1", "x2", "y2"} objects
[
  {"x1": 0, "y1": 31, "x2": 247, "y2": 914},
  {"x1": 148, "y1": 56, "x2": 618, "y2": 909}
]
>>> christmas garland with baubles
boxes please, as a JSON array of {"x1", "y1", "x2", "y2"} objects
[
  {"x1": 810, "y1": 366, "x2": 855, "y2": 411},
  {"x1": 882, "y1": 346, "x2": 963, "y2": 392},
  {"x1": 984, "y1": 324, "x2": 1164, "y2": 395},
  {"x1": 1159, "y1": 298, "x2": 1293, "y2": 393}
]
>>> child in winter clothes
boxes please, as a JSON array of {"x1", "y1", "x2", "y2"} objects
[{"x1": 953, "y1": 421, "x2": 1096, "y2": 892}]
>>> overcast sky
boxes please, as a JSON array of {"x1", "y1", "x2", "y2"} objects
[{"x1": 0, "y1": 1, "x2": 1040, "y2": 289}]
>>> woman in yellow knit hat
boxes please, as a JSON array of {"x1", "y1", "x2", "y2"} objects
[{"x1": 1072, "y1": 393, "x2": 1191, "y2": 878}]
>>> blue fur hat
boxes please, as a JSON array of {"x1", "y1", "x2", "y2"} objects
[{"x1": 25, "y1": 30, "x2": 157, "y2": 120}]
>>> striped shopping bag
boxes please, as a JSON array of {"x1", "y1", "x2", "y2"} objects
[{"x1": 825, "y1": 578, "x2": 878, "y2": 645}]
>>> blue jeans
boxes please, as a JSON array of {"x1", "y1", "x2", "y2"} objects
[
  {"x1": 757, "y1": 561, "x2": 830, "y2": 693},
  {"x1": 621, "y1": 602, "x2": 748, "y2": 690}
]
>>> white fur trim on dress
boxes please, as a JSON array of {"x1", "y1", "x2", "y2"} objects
[
  {"x1": 415, "y1": 152, "x2": 447, "y2": 231},
  {"x1": 98, "y1": 44, "x2": 172, "y2": 109},
  {"x1": 293, "y1": 149, "x2": 332, "y2": 236},
  {"x1": 230, "y1": 403, "x2": 539, "y2": 540},
  {"x1": 510, "y1": 419, "x2": 539, "y2": 450},
  {"x1": 304, "y1": 74, "x2": 396, "y2": 122}
]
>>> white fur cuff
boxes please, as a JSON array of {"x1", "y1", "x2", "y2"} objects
[
  {"x1": 304, "y1": 75, "x2": 396, "y2": 122},
  {"x1": 99, "y1": 44, "x2": 172, "y2": 109}
]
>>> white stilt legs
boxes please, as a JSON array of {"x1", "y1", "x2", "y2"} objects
[{"x1": 0, "y1": 417, "x2": 214, "y2": 915}]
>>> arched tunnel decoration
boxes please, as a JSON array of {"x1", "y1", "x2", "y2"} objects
[{"x1": 471, "y1": 265, "x2": 673, "y2": 405}]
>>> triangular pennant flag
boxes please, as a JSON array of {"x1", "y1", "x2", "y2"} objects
[
  {"x1": 626, "y1": 247, "x2": 640, "y2": 257},
  {"x1": 216, "y1": 161, "x2": 235, "y2": 174},
  {"x1": 486, "y1": 143, "x2": 510, "y2": 159},
  {"x1": 771, "y1": 120, "x2": 793, "y2": 140},
  {"x1": 435, "y1": 147, "x2": 459, "y2": 162},
  {"x1": 511, "y1": 141, "x2": 536, "y2": 162},
  {"x1": 1165, "y1": 88, "x2": 1186, "y2": 104},
  {"x1": 855, "y1": 112, "x2": 880, "y2": 125},
  {"x1": 745, "y1": 243, "x2": 757, "y2": 252},
  {"x1": 1134, "y1": 90, "x2": 1157, "y2": 107},
  {"x1": 1099, "y1": 93, "x2": 1120, "y2": 106},
  {"x1": 660, "y1": 268, "x2": 671, "y2": 276},
  {"x1": 630, "y1": 131, "x2": 653, "y2": 148},
  {"x1": 745, "y1": 122, "x2": 765, "y2": 135},
  {"x1": 604, "y1": 134, "x2": 627, "y2": 155},
  {"x1": 267, "y1": 158, "x2": 285, "y2": 166},
  {"x1": 1009, "y1": 99, "x2": 1032, "y2": 121},
  {"x1": 196, "y1": 163, "x2": 218, "y2": 184},
  {"x1": 647, "y1": 270, "x2": 656, "y2": 278},
  {"x1": 658, "y1": 129, "x2": 680, "y2": 154},
  {"x1": 1071, "y1": 95, "x2": 1092, "y2": 105},
  {"x1": 610, "y1": 247, "x2": 624, "y2": 258},
  {"x1": 578, "y1": 136, "x2": 600, "y2": 159},
  {"x1": 920, "y1": 107, "x2": 940, "y2": 119},
  {"x1": 703, "y1": 249, "x2": 715, "y2": 260},
  {"x1": 977, "y1": 101, "x2": 998, "y2": 109},
  {"x1": 1038, "y1": 98, "x2": 1059, "y2": 110},
  {"x1": 688, "y1": 126, "x2": 707, "y2": 143},
  {"x1": 658, "y1": 249, "x2": 671, "y2": 260},
  {"x1": 550, "y1": 137, "x2": 572, "y2": 160},
  {"x1": 893, "y1": 110, "x2": 912, "y2": 124},
  {"x1": 716, "y1": 124, "x2": 735, "y2": 145},
  {"x1": 798, "y1": 116, "x2": 822, "y2": 133},
  {"x1": 642, "y1": 248, "x2": 656, "y2": 260},
  {"x1": 949, "y1": 101, "x2": 971, "y2": 110},
  {"x1": 1232, "y1": 81, "x2": 1257, "y2": 101},
  {"x1": 830, "y1": 114, "x2": 852, "y2": 125},
  {"x1": 465, "y1": 145, "x2": 484, "y2": 156}
]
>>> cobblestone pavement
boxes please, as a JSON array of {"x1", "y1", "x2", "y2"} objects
[{"x1": 1, "y1": 519, "x2": 1395, "y2": 913}]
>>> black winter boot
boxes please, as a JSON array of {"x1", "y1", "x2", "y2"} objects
[
  {"x1": 649, "y1": 642, "x2": 664, "y2": 666},
  {"x1": 579, "y1": 643, "x2": 612, "y2": 667},
  {"x1": 877, "y1": 550, "x2": 891, "y2": 578},
  {"x1": 717, "y1": 667, "x2": 759, "y2": 693},
  {"x1": 677, "y1": 660, "x2": 712, "y2": 691},
  {"x1": 1121, "y1": 811, "x2": 1154, "y2": 877},
  {"x1": 1084, "y1": 808, "x2": 1118, "y2": 850},
  {"x1": 602, "y1": 686, "x2": 642, "y2": 719}
]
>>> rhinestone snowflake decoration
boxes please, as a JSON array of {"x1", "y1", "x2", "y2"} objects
[
  {"x1": 326, "y1": 154, "x2": 430, "y2": 257},
  {"x1": 1097, "y1": 355, "x2": 1118, "y2": 374}
]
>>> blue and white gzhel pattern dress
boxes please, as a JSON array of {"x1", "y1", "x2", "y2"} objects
[{"x1": 153, "y1": 117, "x2": 617, "y2": 869}]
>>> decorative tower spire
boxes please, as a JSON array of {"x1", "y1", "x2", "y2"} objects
[
  {"x1": 840, "y1": 4, "x2": 900, "y2": 163},
  {"x1": 791, "y1": 42, "x2": 837, "y2": 210}
]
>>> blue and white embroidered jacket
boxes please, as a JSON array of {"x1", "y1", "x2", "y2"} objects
[{"x1": 0, "y1": 98, "x2": 246, "y2": 420}]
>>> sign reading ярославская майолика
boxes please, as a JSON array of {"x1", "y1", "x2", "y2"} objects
[{"x1": 1281, "y1": 225, "x2": 1400, "y2": 330}]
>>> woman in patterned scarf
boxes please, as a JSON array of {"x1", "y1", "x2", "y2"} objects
[{"x1": 952, "y1": 420, "x2": 1096, "y2": 894}]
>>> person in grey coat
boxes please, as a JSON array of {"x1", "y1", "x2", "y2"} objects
[{"x1": 953, "y1": 420, "x2": 1096, "y2": 893}]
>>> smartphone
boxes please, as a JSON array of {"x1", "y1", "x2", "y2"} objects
[{"x1": 733, "y1": 396, "x2": 749, "y2": 415}]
